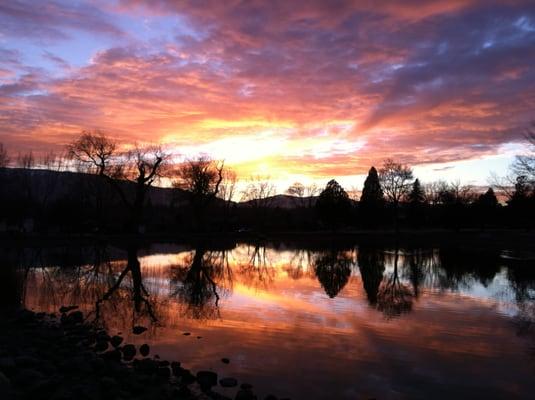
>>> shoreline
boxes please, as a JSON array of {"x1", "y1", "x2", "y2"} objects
[
  {"x1": 0, "y1": 307, "x2": 276, "y2": 400},
  {"x1": 1, "y1": 228, "x2": 534, "y2": 250}
]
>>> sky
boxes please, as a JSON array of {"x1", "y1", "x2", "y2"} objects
[{"x1": 1, "y1": 0, "x2": 535, "y2": 190}]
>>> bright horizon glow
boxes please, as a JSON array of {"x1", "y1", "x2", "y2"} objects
[{"x1": 1, "y1": 1, "x2": 534, "y2": 191}]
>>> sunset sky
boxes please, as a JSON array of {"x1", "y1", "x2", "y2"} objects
[{"x1": 1, "y1": 0, "x2": 534, "y2": 190}]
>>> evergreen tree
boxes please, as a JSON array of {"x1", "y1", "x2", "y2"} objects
[
  {"x1": 408, "y1": 179, "x2": 425, "y2": 204},
  {"x1": 316, "y1": 179, "x2": 351, "y2": 229},
  {"x1": 477, "y1": 187, "x2": 498, "y2": 208},
  {"x1": 360, "y1": 166, "x2": 383, "y2": 207}
]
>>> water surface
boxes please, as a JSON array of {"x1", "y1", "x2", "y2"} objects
[{"x1": 4, "y1": 241, "x2": 535, "y2": 399}]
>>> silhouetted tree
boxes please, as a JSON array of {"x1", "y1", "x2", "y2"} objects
[
  {"x1": 173, "y1": 156, "x2": 224, "y2": 230},
  {"x1": 512, "y1": 122, "x2": 535, "y2": 183},
  {"x1": 360, "y1": 166, "x2": 383, "y2": 207},
  {"x1": 241, "y1": 175, "x2": 276, "y2": 208},
  {"x1": 407, "y1": 178, "x2": 426, "y2": 227},
  {"x1": 68, "y1": 131, "x2": 168, "y2": 233},
  {"x1": 0, "y1": 143, "x2": 9, "y2": 168},
  {"x1": 16, "y1": 151, "x2": 35, "y2": 169},
  {"x1": 379, "y1": 159, "x2": 413, "y2": 206},
  {"x1": 407, "y1": 179, "x2": 425, "y2": 205},
  {"x1": 286, "y1": 182, "x2": 305, "y2": 198},
  {"x1": 316, "y1": 179, "x2": 351, "y2": 229},
  {"x1": 379, "y1": 159, "x2": 413, "y2": 230},
  {"x1": 477, "y1": 187, "x2": 498, "y2": 208}
]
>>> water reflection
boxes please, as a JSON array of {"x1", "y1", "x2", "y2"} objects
[
  {"x1": 312, "y1": 248, "x2": 353, "y2": 298},
  {"x1": 170, "y1": 247, "x2": 232, "y2": 320},
  {"x1": 3, "y1": 241, "x2": 535, "y2": 399},
  {"x1": 95, "y1": 245, "x2": 158, "y2": 324}
]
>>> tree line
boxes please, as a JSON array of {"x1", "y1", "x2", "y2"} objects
[{"x1": 0, "y1": 127, "x2": 534, "y2": 234}]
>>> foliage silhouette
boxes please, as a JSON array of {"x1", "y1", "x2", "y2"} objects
[{"x1": 316, "y1": 179, "x2": 351, "y2": 229}]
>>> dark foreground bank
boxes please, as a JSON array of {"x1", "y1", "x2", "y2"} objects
[{"x1": 0, "y1": 308, "x2": 281, "y2": 400}]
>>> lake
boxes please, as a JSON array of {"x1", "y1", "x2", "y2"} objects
[{"x1": 3, "y1": 240, "x2": 535, "y2": 399}]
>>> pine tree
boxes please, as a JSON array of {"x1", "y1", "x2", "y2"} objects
[
  {"x1": 360, "y1": 166, "x2": 383, "y2": 207},
  {"x1": 408, "y1": 179, "x2": 425, "y2": 205},
  {"x1": 477, "y1": 187, "x2": 498, "y2": 208}
]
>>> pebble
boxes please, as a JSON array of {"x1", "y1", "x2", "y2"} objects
[
  {"x1": 132, "y1": 326, "x2": 147, "y2": 335},
  {"x1": 121, "y1": 344, "x2": 136, "y2": 361},
  {"x1": 140, "y1": 343, "x2": 150, "y2": 357},
  {"x1": 110, "y1": 335, "x2": 123, "y2": 348}
]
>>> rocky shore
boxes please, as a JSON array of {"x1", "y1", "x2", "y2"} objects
[{"x1": 0, "y1": 307, "x2": 283, "y2": 400}]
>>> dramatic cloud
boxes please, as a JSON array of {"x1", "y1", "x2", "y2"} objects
[{"x1": 1, "y1": 0, "x2": 534, "y2": 183}]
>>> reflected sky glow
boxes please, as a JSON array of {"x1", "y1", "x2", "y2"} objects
[{"x1": 15, "y1": 242, "x2": 535, "y2": 399}]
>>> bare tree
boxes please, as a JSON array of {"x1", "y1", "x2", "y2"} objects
[
  {"x1": 379, "y1": 159, "x2": 414, "y2": 206},
  {"x1": 286, "y1": 182, "x2": 305, "y2": 198},
  {"x1": 68, "y1": 131, "x2": 169, "y2": 233},
  {"x1": 379, "y1": 159, "x2": 413, "y2": 231},
  {"x1": 16, "y1": 151, "x2": 35, "y2": 169},
  {"x1": 241, "y1": 175, "x2": 276, "y2": 208},
  {"x1": 173, "y1": 156, "x2": 224, "y2": 229},
  {"x1": 436, "y1": 180, "x2": 476, "y2": 205},
  {"x1": 512, "y1": 123, "x2": 535, "y2": 183},
  {"x1": 218, "y1": 169, "x2": 238, "y2": 204},
  {"x1": 67, "y1": 130, "x2": 117, "y2": 176},
  {"x1": 304, "y1": 183, "x2": 320, "y2": 208},
  {"x1": 0, "y1": 143, "x2": 9, "y2": 168}
]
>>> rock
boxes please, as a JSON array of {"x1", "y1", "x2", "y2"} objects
[
  {"x1": 139, "y1": 343, "x2": 150, "y2": 357},
  {"x1": 96, "y1": 331, "x2": 110, "y2": 341},
  {"x1": 170, "y1": 361, "x2": 181, "y2": 376},
  {"x1": 220, "y1": 377, "x2": 238, "y2": 388},
  {"x1": 183, "y1": 332, "x2": 191, "y2": 336},
  {"x1": 101, "y1": 349, "x2": 122, "y2": 363},
  {"x1": 110, "y1": 335, "x2": 123, "y2": 348},
  {"x1": 240, "y1": 383, "x2": 253, "y2": 390},
  {"x1": 157, "y1": 360, "x2": 169, "y2": 367},
  {"x1": 94, "y1": 340, "x2": 108, "y2": 352},
  {"x1": 132, "y1": 326, "x2": 147, "y2": 335},
  {"x1": 61, "y1": 311, "x2": 83, "y2": 325},
  {"x1": 176, "y1": 368, "x2": 195, "y2": 384},
  {"x1": 59, "y1": 305, "x2": 78, "y2": 313},
  {"x1": 197, "y1": 370, "x2": 218, "y2": 390},
  {"x1": 134, "y1": 358, "x2": 158, "y2": 374},
  {"x1": 156, "y1": 367, "x2": 171, "y2": 378},
  {"x1": 197, "y1": 336, "x2": 202, "y2": 339},
  {"x1": 235, "y1": 389, "x2": 257, "y2": 400},
  {"x1": 221, "y1": 358, "x2": 230, "y2": 364},
  {"x1": 122, "y1": 344, "x2": 136, "y2": 361}
]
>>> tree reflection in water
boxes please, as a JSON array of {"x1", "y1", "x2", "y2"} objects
[
  {"x1": 169, "y1": 246, "x2": 232, "y2": 320},
  {"x1": 376, "y1": 249, "x2": 414, "y2": 318},
  {"x1": 94, "y1": 245, "x2": 159, "y2": 326},
  {"x1": 357, "y1": 246, "x2": 385, "y2": 306},
  {"x1": 313, "y1": 248, "x2": 354, "y2": 298}
]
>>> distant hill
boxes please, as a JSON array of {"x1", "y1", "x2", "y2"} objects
[
  {"x1": 0, "y1": 168, "x2": 188, "y2": 207},
  {"x1": 0, "y1": 168, "x2": 323, "y2": 209},
  {"x1": 239, "y1": 194, "x2": 317, "y2": 209}
]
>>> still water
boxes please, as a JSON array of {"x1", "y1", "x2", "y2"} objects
[{"x1": 4, "y1": 241, "x2": 535, "y2": 399}]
